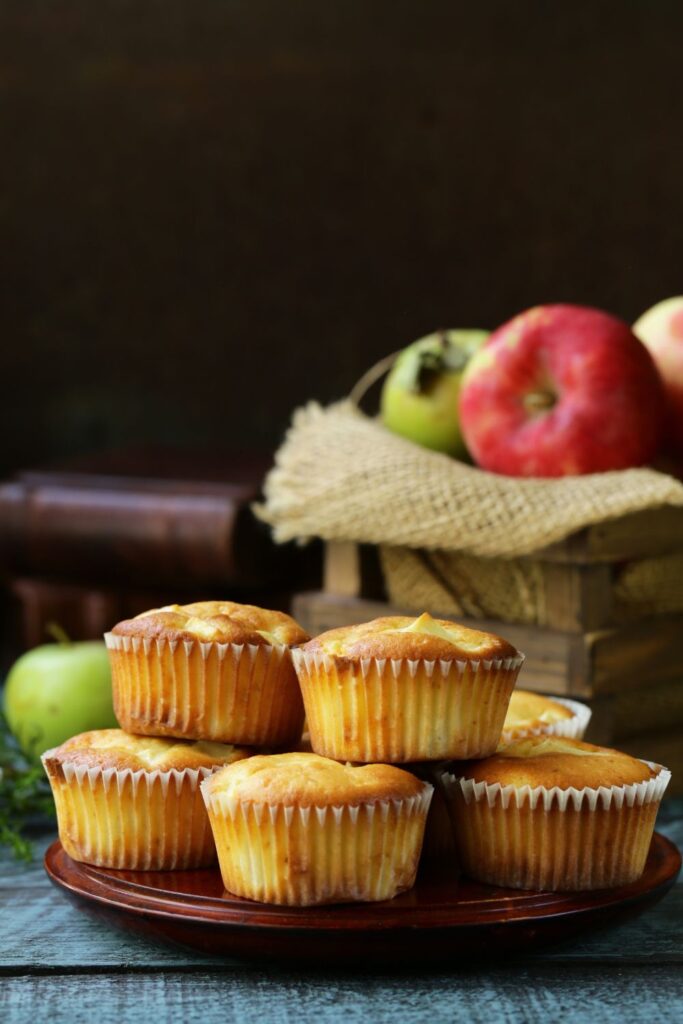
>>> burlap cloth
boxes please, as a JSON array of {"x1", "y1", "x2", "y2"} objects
[{"x1": 257, "y1": 401, "x2": 683, "y2": 624}]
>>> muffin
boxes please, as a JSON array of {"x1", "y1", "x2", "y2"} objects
[
  {"x1": 201, "y1": 752, "x2": 433, "y2": 905},
  {"x1": 444, "y1": 736, "x2": 671, "y2": 891},
  {"x1": 292, "y1": 612, "x2": 524, "y2": 762},
  {"x1": 105, "y1": 601, "x2": 309, "y2": 745},
  {"x1": 501, "y1": 691, "x2": 591, "y2": 744},
  {"x1": 42, "y1": 729, "x2": 252, "y2": 869}
]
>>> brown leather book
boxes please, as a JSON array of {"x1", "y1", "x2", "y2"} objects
[
  {"x1": 0, "y1": 448, "x2": 320, "y2": 651},
  {"x1": 0, "y1": 448, "x2": 282, "y2": 588}
]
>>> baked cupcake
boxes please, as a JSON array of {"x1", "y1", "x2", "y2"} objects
[
  {"x1": 201, "y1": 752, "x2": 433, "y2": 905},
  {"x1": 445, "y1": 736, "x2": 671, "y2": 891},
  {"x1": 105, "y1": 601, "x2": 308, "y2": 745},
  {"x1": 292, "y1": 612, "x2": 524, "y2": 762},
  {"x1": 501, "y1": 690, "x2": 591, "y2": 744},
  {"x1": 42, "y1": 729, "x2": 252, "y2": 869}
]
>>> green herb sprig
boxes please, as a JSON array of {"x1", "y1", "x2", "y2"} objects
[{"x1": 0, "y1": 712, "x2": 55, "y2": 861}]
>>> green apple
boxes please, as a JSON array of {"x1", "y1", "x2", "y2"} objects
[
  {"x1": 380, "y1": 329, "x2": 489, "y2": 457},
  {"x1": 3, "y1": 639, "x2": 117, "y2": 760}
]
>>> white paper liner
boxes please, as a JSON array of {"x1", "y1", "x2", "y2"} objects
[
  {"x1": 442, "y1": 758, "x2": 671, "y2": 890},
  {"x1": 291, "y1": 648, "x2": 524, "y2": 762},
  {"x1": 500, "y1": 696, "x2": 592, "y2": 745},
  {"x1": 201, "y1": 780, "x2": 433, "y2": 905},
  {"x1": 42, "y1": 753, "x2": 224, "y2": 870},
  {"x1": 292, "y1": 649, "x2": 525, "y2": 678},
  {"x1": 104, "y1": 632, "x2": 304, "y2": 745}
]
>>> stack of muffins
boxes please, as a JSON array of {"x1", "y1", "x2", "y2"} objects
[{"x1": 43, "y1": 602, "x2": 671, "y2": 905}]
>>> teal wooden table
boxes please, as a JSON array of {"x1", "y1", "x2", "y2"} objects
[{"x1": 3, "y1": 801, "x2": 682, "y2": 1024}]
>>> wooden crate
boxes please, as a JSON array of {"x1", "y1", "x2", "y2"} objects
[{"x1": 329, "y1": 506, "x2": 683, "y2": 633}]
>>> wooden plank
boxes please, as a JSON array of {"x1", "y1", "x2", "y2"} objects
[
  {"x1": 537, "y1": 507, "x2": 683, "y2": 564},
  {"x1": 589, "y1": 615, "x2": 683, "y2": 691},
  {"x1": 293, "y1": 592, "x2": 584, "y2": 696},
  {"x1": 540, "y1": 562, "x2": 614, "y2": 632},
  {"x1": 591, "y1": 681, "x2": 683, "y2": 743},
  {"x1": 323, "y1": 541, "x2": 362, "y2": 597},
  {"x1": 4, "y1": 965, "x2": 683, "y2": 1023}
]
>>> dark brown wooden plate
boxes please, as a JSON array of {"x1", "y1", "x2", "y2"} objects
[{"x1": 45, "y1": 833, "x2": 681, "y2": 964}]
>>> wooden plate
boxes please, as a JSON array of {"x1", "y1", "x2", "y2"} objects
[{"x1": 45, "y1": 833, "x2": 681, "y2": 964}]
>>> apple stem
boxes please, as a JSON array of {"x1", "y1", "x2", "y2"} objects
[{"x1": 45, "y1": 622, "x2": 71, "y2": 646}]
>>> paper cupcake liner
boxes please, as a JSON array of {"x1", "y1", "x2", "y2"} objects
[
  {"x1": 442, "y1": 761, "x2": 671, "y2": 891},
  {"x1": 500, "y1": 696, "x2": 592, "y2": 745},
  {"x1": 202, "y1": 783, "x2": 433, "y2": 905},
  {"x1": 42, "y1": 752, "x2": 221, "y2": 870},
  {"x1": 105, "y1": 633, "x2": 304, "y2": 746},
  {"x1": 292, "y1": 649, "x2": 524, "y2": 763}
]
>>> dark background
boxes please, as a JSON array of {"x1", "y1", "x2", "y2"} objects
[{"x1": 2, "y1": 1, "x2": 682, "y2": 476}]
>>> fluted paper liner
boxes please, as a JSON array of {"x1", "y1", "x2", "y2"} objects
[
  {"x1": 501, "y1": 696, "x2": 592, "y2": 745},
  {"x1": 42, "y1": 753, "x2": 220, "y2": 870},
  {"x1": 292, "y1": 649, "x2": 524, "y2": 763},
  {"x1": 443, "y1": 761, "x2": 671, "y2": 891},
  {"x1": 202, "y1": 782, "x2": 433, "y2": 905},
  {"x1": 105, "y1": 633, "x2": 304, "y2": 745}
]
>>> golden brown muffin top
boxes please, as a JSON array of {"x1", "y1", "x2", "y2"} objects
[
  {"x1": 302, "y1": 612, "x2": 519, "y2": 662},
  {"x1": 458, "y1": 737, "x2": 658, "y2": 790},
  {"x1": 202, "y1": 752, "x2": 427, "y2": 807},
  {"x1": 504, "y1": 690, "x2": 574, "y2": 733},
  {"x1": 43, "y1": 729, "x2": 253, "y2": 773},
  {"x1": 111, "y1": 601, "x2": 309, "y2": 646}
]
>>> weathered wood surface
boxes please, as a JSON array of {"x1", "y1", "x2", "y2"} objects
[
  {"x1": 4, "y1": 967, "x2": 683, "y2": 1024},
  {"x1": 2, "y1": 804, "x2": 681, "y2": 1022}
]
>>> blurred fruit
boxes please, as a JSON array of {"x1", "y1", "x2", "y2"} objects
[
  {"x1": 3, "y1": 637, "x2": 116, "y2": 760},
  {"x1": 458, "y1": 304, "x2": 665, "y2": 477},
  {"x1": 380, "y1": 329, "x2": 488, "y2": 456},
  {"x1": 633, "y1": 297, "x2": 683, "y2": 454}
]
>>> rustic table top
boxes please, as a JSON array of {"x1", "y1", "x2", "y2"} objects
[{"x1": 3, "y1": 800, "x2": 682, "y2": 1024}]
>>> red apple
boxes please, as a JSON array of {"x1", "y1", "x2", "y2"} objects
[
  {"x1": 458, "y1": 304, "x2": 665, "y2": 477},
  {"x1": 633, "y1": 297, "x2": 683, "y2": 454}
]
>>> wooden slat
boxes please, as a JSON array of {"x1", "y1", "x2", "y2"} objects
[
  {"x1": 4, "y1": 964, "x2": 683, "y2": 1023},
  {"x1": 537, "y1": 507, "x2": 683, "y2": 564},
  {"x1": 588, "y1": 615, "x2": 683, "y2": 691},
  {"x1": 323, "y1": 541, "x2": 362, "y2": 597},
  {"x1": 539, "y1": 562, "x2": 614, "y2": 632},
  {"x1": 591, "y1": 681, "x2": 683, "y2": 742}
]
